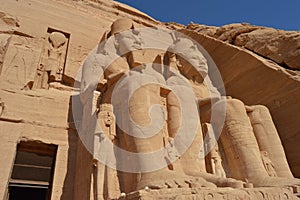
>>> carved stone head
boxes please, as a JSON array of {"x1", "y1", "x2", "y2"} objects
[
  {"x1": 48, "y1": 31, "x2": 67, "y2": 49},
  {"x1": 167, "y1": 37, "x2": 208, "y2": 82},
  {"x1": 110, "y1": 18, "x2": 135, "y2": 35}
]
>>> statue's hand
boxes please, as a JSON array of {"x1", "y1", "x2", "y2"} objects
[
  {"x1": 198, "y1": 96, "x2": 221, "y2": 108},
  {"x1": 245, "y1": 105, "x2": 255, "y2": 112}
]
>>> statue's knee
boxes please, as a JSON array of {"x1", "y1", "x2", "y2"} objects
[
  {"x1": 212, "y1": 98, "x2": 245, "y2": 113},
  {"x1": 225, "y1": 98, "x2": 244, "y2": 109},
  {"x1": 249, "y1": 105, "x2": 271, "y2": 119},
  {"x1": 211, "y1": 98, "x2": 247, "y2": 122},
  {"x1": 253, "y1": 105, "x2": 269, "y2": 113}
]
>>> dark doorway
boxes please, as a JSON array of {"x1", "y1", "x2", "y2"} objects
[
  {"x1": 8, "y1": 141, "x2": 57, "y2": 200},
  {"x1": 9, "y1": 185, "x2": 48, "y2": 200}
]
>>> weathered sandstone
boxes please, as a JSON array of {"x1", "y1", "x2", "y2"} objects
[{"x1": 0, "y1": 0, "x2": 299, "y2": 199}]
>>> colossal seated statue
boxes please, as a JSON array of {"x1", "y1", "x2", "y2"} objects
[
  {"x1": 79, "y1": 18, "x2": 300, "y2": 198},
  {"x1": 168, "y1": 36, "x2": 300, "y2": 187}
]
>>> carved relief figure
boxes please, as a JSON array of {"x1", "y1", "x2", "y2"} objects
[
  {"x1": 0, "y1": 35, "x2": 11, "y2": 74},
  {"x1": 4, "y1": 42, "x2": 33, "y2": 86},
  {"x1": 93, "y1": 102, "x2": 120, "y2": 200},
  {"x1": 97, "y1": 104, "x2": 117, "y2": 141},
  {"x1": 34, "y1": 31, "x2": 67, "y2": 89},
  {"x1": 212, "y1": 151, "x2": 226, "y2": 178},
  {"x1": 202, "y1": 123, "x2": 226, "y2": 178},
  {"x1": 261, "y1": 151, "x2": 278, "y2": 177}
]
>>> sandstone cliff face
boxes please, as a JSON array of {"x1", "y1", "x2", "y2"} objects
[
  {"x1": 187, "y1": 23, "x2": 300, "y2": 70},
  {"x1": 0, "y1": 0, "x2": 299, "y2": 199}
]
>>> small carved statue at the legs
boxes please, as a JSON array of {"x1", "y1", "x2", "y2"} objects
[
  {"x1": 202, "y1": 123, "x2": 226, "y2": 178},
  {"x1": 260, "y1": 151, "x2": 278, "y2": 177},
  {"x1": 96, "y1": 104, "x2": 121, "y2": 200}
]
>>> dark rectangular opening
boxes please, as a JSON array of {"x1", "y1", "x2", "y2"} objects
[
  {"x1": 8, "y1": 185, "x2": 48, "y2": 200},
  {"x1": 8, "y1": 141, "x2": 58, "y2": 200}
]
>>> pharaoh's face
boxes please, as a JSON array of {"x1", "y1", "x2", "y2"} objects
[
  {"x1": 180, "y1": 44, "x2": 207, "y2": 74},
  {"x1": 49, "y1": 32, "x2": 66, "y2": 49},
  {"x1": 169, "y1": 38, "x2": 208, "y2": 83},
  {"x1": 104, "y1": 112, "x2": 113, "y2": 126},
  {"x1": 176, "y1": 54, "x2": 206, "y2": 83},
  {"x1": 115, "y1": 31, "x2": 142, "y2": 56}
]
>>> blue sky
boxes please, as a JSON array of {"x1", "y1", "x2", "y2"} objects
[{"x1": 115, "y1": 0, "x2": 300, "y2": 30}]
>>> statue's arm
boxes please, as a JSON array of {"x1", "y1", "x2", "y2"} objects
[{"x1": 80, "y1": 52, "x2": 104, "y2": 106}]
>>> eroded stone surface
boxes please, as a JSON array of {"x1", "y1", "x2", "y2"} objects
[
  {"x1": 78, "y1": 18, "x2": 300, "y2": 199},
  {"x1": 0, "y1": 0, "x2": 300, "y2": 200},
  {"x1": 186, "y1": 23, "x2": 300, "y2": 70},
  {"x1": 123, "y1": 187, "x2": 299, "y2": 200}
]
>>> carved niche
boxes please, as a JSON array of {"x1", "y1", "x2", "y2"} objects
[
  {"x1": 1, "y1": 34, "x2": 42, "y2": 88},
  {"x1": 33, "y1": 28, "x2": 70, "y2": 89}
]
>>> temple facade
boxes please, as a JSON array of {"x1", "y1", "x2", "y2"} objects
[{"x1": 0, "y1": 0, "x2": 300, "y2": 199}]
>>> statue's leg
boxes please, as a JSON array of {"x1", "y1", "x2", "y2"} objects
[
  {"x1": 93, "y1": 160, "x2": 105, "y2": 200},
  {"x1": 179, "y1": 127, "x2": 207, "y2": 173},
  {"x1": 128, "y1": 85, "x2": 215, "y2": 190},
  {"x1": 127, "y1": 85, "x2": 185, "y2": 190},
  {"x1": 247, "y1": 105, "x2": 293, "y2": 178},
  {"x1": 167, "y1": 92, "x2": 206, "y2": 174},
  {"x1": 105, "y1": 165, "x2": 121, "y2": 199},
  {"x1": 175, "y1": 98, "x2": 244, "y2": 189},
  {"x1": 215, "y1": 98, "x2": 300, "y2": 187},
  {"x1": 165, "y1": 86, "x2": 220, "y2": 188},
  {"x1": 215, "y1": 98, "x2": 269, "y2": 183}
]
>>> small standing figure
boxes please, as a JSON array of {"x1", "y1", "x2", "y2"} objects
[
  {"x1": 45, "y1": 31, "x2": 66, "y2": 82},
  {"x1": 210, "y1": 145, "x2": 226, "y2": 178},
  {"x1": 203, "y1": 123, "x2": 226, "y2": 178},
  {"x1": 34, "y1": 31, "x2": 67, "y2": 89},
  {"x1": 94, "y1": 103, "x2": 120, "y2": 200},
  {"x1": 98, "y1": 103, "x2": 117, "y2": 141},
  {"x1": 261, "y1": 151, "x2": 277, "y2": 177}
]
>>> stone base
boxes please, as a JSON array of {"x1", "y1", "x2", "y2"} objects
[{"x1": 120, "y1": 187, "x2": 300, "y2": 200}]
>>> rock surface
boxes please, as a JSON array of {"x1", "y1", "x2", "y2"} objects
[
  {"x1": 187, "y1": 23, "x2": 300, "y2": 70},
  {"x1": 123, "y1": 187, "x2": 299, "y2": 200},
  {"x1": 0, "y1": 11, "x2": 19, "y2": 74},
  {"x1": 0, "y1": 0, "x2": 299, "y2": 199}
]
